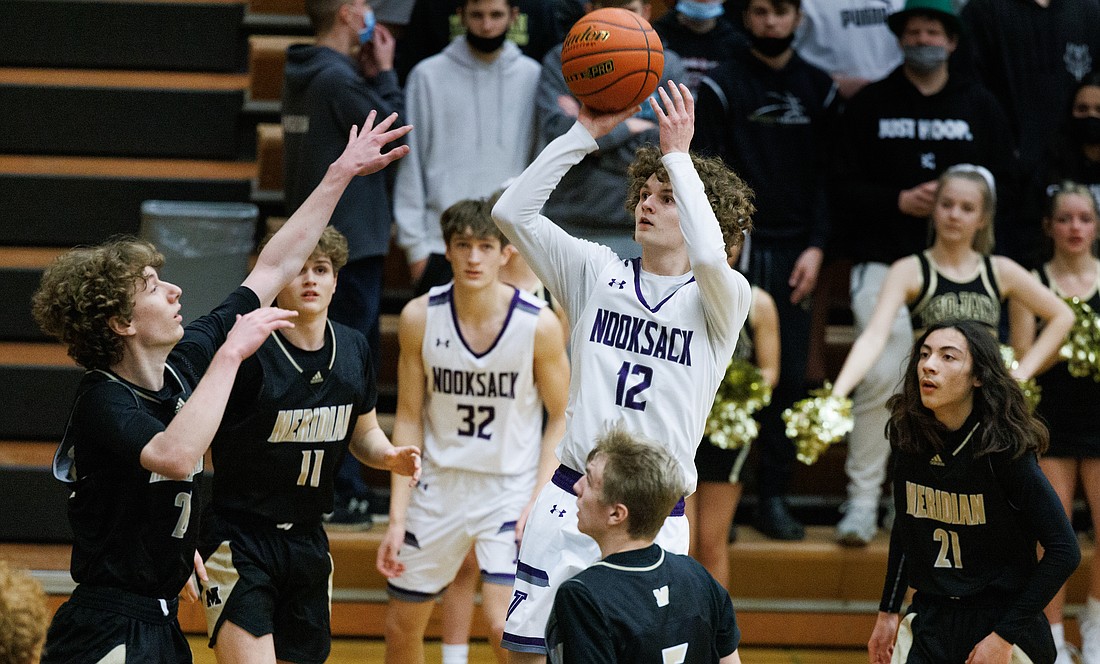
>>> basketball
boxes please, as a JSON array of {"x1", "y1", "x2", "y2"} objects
[{"x1": 560, "y1": 7, "x2": 665, "y2": 113}]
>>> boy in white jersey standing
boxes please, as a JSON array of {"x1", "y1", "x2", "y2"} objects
[
  {"x1": 377, "y1": 198, "x2": 570, "y2": 664},
  {"x1": 492, "y1": 82, "x2": 754, "y2": 662}
]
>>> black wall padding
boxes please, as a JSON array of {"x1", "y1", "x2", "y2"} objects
[
  {"x1": 0, "y1": 466, "x2": 73, "y2": 543},
  {"x1": 0, "y1": 1, "x2": 247, "y2": 72},
  {"x1": 0, "y1": 86, "x2": 246, "y2": 159},
  {"x1": 0, "y1": 366, "x2": 84, "y2": 440},
  {"x1": 0, "y1": 174, "x2": 252, "y2": 246},
  {"x1": 0, "y1": 268, "x2": 48, "y2": 342}
]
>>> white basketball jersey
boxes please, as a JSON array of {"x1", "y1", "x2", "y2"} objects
[
  {"x1": 422, "y1": 284, "x2": 544, "y2": 475},
  {"x1": 560, "y1": 258, "x2": 726, "y2": 492}
]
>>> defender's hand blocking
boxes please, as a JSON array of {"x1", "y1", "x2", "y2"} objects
[
  {"x1": 220, "y1": 307, "x2": 298, "y2": 363},
  {"x1": 650, "y1": 81, "x2": 694, "y2": 155},
  {"x1": 333, "y1": 111, "x2": 412, "y2": 178}
]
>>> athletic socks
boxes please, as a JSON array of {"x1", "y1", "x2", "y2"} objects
[{"x1": 442, "y1": 642, "x2": 469, "y2": 664}]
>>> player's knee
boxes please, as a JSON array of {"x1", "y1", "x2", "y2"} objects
[{"x1": 384, "y1": 604, "x2": 426, "y2": 646}]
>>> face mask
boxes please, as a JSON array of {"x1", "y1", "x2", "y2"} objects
[
  {"x1": 676, "y1": 0, "x2": 725, "y2": 21},
  {"x1": 358, "y1": 7, "x2": 375, "y2": 43},
  {"x1": 750, "y1": 34, "x2": 794, "y2": 57},
  {"x1": 902, "y1": 44, "x2": 949, "y2": 73},
  {"x1": 465, "y1": 30, "x2": 508, "y2": 53},
  {"x1": 1070, "y1": 116, "x2": 1100, "y2": 145}
]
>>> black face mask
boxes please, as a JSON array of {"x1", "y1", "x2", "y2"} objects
[
  {"x1": 1070, "y1": 116, "x2": 1100, "y2": 145},
  {"x1": 466, "y1": 30, "x2": 508, "y2": 53},
  {"x1": 750, "y1": 33, "x2": 794, "y2": 57}
]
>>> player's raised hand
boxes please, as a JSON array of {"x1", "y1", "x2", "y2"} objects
[
  {"x1": 333, "y1": 110, "x2": 412, "y2": 178},
  {"x1": 219, "y1": 307, "x2": 298, "y2": 363},
  {"x1": 376, "y1": 524, "x2": 407, "y2": 578},
  {"x1": 385, "y1": 446, "x2": 422, "y2": 486},
  {"x1": 577, "y1": 103, "x2": 640, "y2": 140},
  {"x1": 650, "y1": 81, "x2": 694, "y2": 155}
]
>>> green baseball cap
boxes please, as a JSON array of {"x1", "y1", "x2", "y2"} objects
[{"x1": 887, "y1": 0, "x2": 961, "y2": 37}]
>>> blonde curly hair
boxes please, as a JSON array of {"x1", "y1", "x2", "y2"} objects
[
  {"x1": 32, "y1": 236, "x2": 163, "y2": 370},
  {"x1": 625, "y1": 145, "x2": 755, "y2": 251},
  {"x1": 0, "y1": 560, "x2": 47, "y2": 664}
]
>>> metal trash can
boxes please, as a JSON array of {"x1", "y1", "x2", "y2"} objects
[{"x1": 140, "y1": 200, "x2": 257, "y2": 325}]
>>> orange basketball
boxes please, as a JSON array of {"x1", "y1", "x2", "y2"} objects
[{"x1": 560, "y1": 7, "x2": 665, "y2": 113}]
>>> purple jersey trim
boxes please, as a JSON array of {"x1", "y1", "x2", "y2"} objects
[
  {"x1": 630, "y1": 257, "x2": 695, "y2": 313},
  {"x1": 449, "y1": 286, "x2": 521, "y2": 359}
]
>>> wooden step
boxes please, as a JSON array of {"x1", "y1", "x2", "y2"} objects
[
  {"x1": 256, "y1": 123, "x2": 284, "y2": 192},
  {"x1": 248, "y1": 0, "x2": 305, "y2": 16},
  {"x1": 12, "y1": 527, "x2": 1095, "y2": 646},
  {"x1": 249, "y1": 35, "x2": 313, "y2": 102},
  {"x1": 0, "y1": 2, "x2": 247, "y2": 72}
]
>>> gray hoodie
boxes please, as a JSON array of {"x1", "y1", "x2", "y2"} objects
[{"x1": 394, "y1": 36, "x2": 541, "y2": 263}]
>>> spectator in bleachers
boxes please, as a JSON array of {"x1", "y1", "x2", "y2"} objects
[
  {"x1": 30, "y1": 114, "x2": 410, "y2": 664},
  {"x1": 395, "y1": 0, "x2": 561, "y2": 82},
  {"x1": 0, "y1": 560, "x2": 47, "y2": 664},
  {"x1": 654, "y1": 0, "x2": 749, "y2": 95},
  {"x1": 958, "y1": 0, "x2": 1100, "y2": 261},
  {"x1": 828, "y1": 0, "x2": 1017, "y2": 547},
  {"x1": 394, "y1": 0, "x2": 541, "y2": 295},
  {"x1": 694, "y1": 0, "x2": 839, "y2": 541},
  {"x1": 1028, "y1": 72, "x2": 1100, "y2": 245},
  {"x1": 283, "y1": 0, "x2": 407, "y2": 527},
  {"x1": 792, "y1": 0, "x2": 905, "y2": 99},
  {"x1": 535, "y1": 0, "x2": 686, "y2": 258}
]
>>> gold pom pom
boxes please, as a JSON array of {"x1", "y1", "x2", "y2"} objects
[
  {"x1": 705, "y1": 358, "x2": 772, "y2": 450},
  {"x1": 1059, "y1": 297, "x2": 1100, "y2": 382},
  {"x1": 999, "y1": 344, "x2": 1041, "y2": 412},
  {"x1": 781, "y1": 383, "x2": 853, "y2": 465}
]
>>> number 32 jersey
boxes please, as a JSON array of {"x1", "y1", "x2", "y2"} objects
[{"x1": 422, "y1": 284, "x2": 544, "y2": 476}]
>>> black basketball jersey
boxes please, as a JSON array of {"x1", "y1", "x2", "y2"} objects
[
  {"x1": 546, "y1": 544, "x2": 740, "y2": 663},
  {"x1": 881, "y1": 413, "x2": 1079, "y2": 642},
  {"x1": 908, "y1": 252, "x2": 1002, "y2": 334},
  {"x1": 209, "y1": 320, "x2": 376, "y2": 525},
  {"x1": 53, "y1": 288, "x2": 258, "y2": 598}
]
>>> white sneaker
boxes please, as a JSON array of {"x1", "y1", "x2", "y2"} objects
[{"x1": 836, "y1": 502, "x2": 877, "y2": 547}]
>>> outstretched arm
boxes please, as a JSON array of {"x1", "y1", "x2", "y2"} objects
[
  {"x1": 349, "y1": 408, "x2": 421, "y2": 481},
  {"x1": 832, "y1": 257, "x2": 920, "y2": 398},
  {"x1": 650, "y1": 81, "x2": 751, "y2": 351},
  {"x1": 244, "y1": 111, "x2": 411, "y2": 305},
  {"x1": 140, "y1": 307, "x2": 297, "y2": 478}
]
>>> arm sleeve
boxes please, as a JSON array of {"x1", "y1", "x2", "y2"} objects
[
  {"x1": 992, "y1": 452, "x2": 1081, "y2": 644},
  {"x1": 880, "y1": 456, "x2": 911, "y2": 613},
  {"x1": 491, "y1": 121, "x2": 621, "y2": 327},
  {"x1": 550, "y1": 579, "x2": 616, "y2": 664},
  {"x1": 661, "y1": 151, "x2": 751, "y2": 356}
]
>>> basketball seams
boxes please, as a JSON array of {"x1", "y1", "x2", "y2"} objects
[{"x1": 561, "y1": 7, "x2": 663, "y2": 112}]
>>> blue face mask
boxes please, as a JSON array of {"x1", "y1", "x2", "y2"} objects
[
  {"x1": 676, "y1": 0, "x2": 724, "y2": 20},
  {"x1": 358, "y1": 7, "x2": 376, "y2": 44}
]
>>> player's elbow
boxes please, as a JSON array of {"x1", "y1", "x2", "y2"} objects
[{"x1": 140, "y1": 441, "x2": 198, "y2": 480}]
